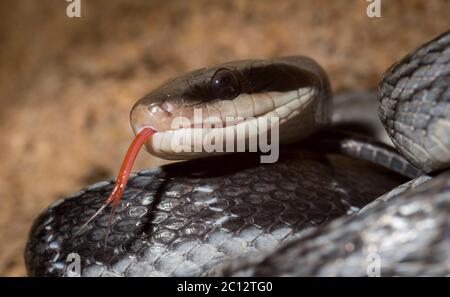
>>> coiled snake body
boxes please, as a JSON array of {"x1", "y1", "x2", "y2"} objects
[{"x1": 25, "y1": 30, "x2": 450, "y2": 276}]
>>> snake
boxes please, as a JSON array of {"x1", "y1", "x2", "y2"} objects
[{"x1": 25, "y1": 30, "x2": 450, "y2": 276}]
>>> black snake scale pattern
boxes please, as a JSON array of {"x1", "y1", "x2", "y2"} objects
[
  {"x1": 224, "y1": 173, "x2": 450, "y2": 276},
  {"x1": 379, "y1": 30, "x2": 450, "y2": 172},
  {"x1": 25, "y1": 150, "x2": 405, "y2": 276}
]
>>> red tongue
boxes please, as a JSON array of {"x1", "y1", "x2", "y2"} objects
[
  {"x1": 76, "y1": 127, "x2": 155, "y2": 236},
  {"x1": 105, "y1": 127, "x2": 155, "y2": 209}
]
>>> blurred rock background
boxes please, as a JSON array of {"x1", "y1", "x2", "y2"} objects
[{"x1": 0, "y1": 0, "x2": 448, "y2": 276}]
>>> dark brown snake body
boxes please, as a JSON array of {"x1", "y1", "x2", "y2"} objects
[{"x1": 25, "y1": 30, "x2": 450, "y2": 276}]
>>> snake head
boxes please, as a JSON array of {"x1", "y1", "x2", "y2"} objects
[{"x1": 130, "y1": 56, "x2": 332, "y2": 160}]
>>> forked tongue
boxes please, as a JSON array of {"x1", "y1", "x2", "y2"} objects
[{"x1": 75, "y1": 128, "x2": 155, "y2": 241}]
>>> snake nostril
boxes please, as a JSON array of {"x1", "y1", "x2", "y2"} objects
[
  {"x1": 147, "y1": 102, "x2": 174, "y2": 116},
  {"x1": 130, "y1": 103, "x2": 175, "y2": 133},
  {"x1": 161, "y1": 101, "x2": 175, "y2": 113}
]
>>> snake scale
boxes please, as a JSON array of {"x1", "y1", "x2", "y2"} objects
[{"x1": 25, "y1": 30, "x2": 450, "y2": 276}]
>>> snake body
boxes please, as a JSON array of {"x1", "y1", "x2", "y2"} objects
[{"x1": 25, "y1": 30, "x2": 450, "y2": 276}]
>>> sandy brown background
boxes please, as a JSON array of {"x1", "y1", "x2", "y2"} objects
[{"x1": 0, "y1": 0, "x2": 449, "y2": 276}]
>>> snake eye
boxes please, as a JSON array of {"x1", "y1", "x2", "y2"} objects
[{"x1": 210, "y1": 68, "x2": 240, "y2": 100}]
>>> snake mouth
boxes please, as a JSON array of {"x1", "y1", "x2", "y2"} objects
[{"x1": 130, "y1": 87, "x2": 321, "y2": 160}]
